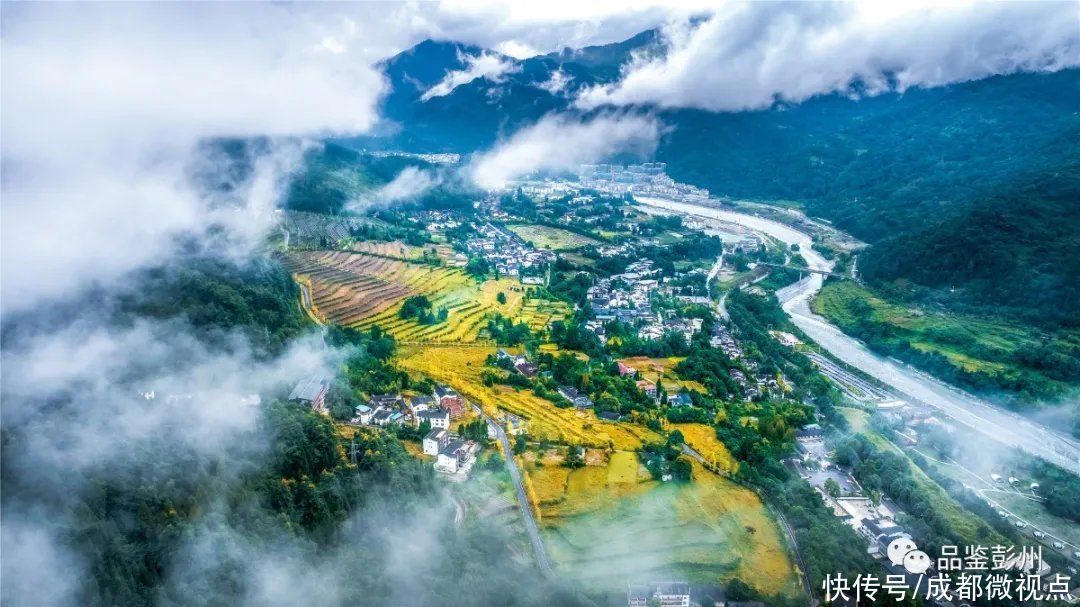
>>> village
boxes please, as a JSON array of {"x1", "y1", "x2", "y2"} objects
[
  {"x1": 462, "y1": 221, "x2": 556, "y2": 282},
  {"x1": 287, "y1": 374, "x2": 519, "y2": 479}
]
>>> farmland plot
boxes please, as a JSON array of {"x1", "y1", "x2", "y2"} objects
[
  {"x1": 284, "y1": 250, "x2": 564, "y2": 343},
  {"x1": 531, "y1": 458, "x2": 799, "y2": 597}
]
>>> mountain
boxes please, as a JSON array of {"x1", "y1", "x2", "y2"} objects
[
  {"x1": 369, "y1": 32, "x2": 1080, "y2": 326},
  {"x1": 368, "y1": 32, "x2": 662, "y2": 151}
]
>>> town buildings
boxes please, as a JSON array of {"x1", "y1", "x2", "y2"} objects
[{"x1": 627, "y1": 581, "x2": 691, "y2": 607}]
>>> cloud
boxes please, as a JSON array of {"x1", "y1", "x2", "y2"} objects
[
  {"x1": 467, "y1": 112, "x2": 662, "y2": 189},
  {"x1": 0, "y1": 2, "x2": 395, "y2": 313},
  {"x1": 576, "y1": 2, "x2": 1080, "y2": 111},
  {"x1": 424, "y1": 0, "x2": 714, "y2": 58},
  {"x1": 349, "y1": 166, "x2": 442, "y2": 211},
  {"x1": 536, "y1": 69, "x2": 573, "y2": 94},
  {"x1": 421, "y1": 51, "x2": 521, "y2": 101}
]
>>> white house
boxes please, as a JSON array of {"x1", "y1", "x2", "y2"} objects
[
  {"x1": 355, "y1": 404, "x2": 375, "y2": 425},
  {"x1": 436, "y1": 439, "x2": 478, "y2": 474},
  {"x1": 417, "y1": 408, "x2": 450, "y2": 429},
  {"x1": 423, "y1": 428, "x2": 448, "y2": 456},
  {"x1": 372, "y1": 408, "x2": 393, "y2": 426}
]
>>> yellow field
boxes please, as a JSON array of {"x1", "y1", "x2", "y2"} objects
[
  {"x1": 606, "y1": 450, "x2": 641, "y2": 484},
  {"x1": 673, "y1": 423, "x2": 738, "y2": 473},
  {"x1": 396, "y1": 345, "x2": 661, "y2": 450},
  {"x1": 533, "y1": 458, "x2": 799, "y2": 596},
  {"x1": 348, "y1": 239, "x2": 453, "y2": 262},
  {"x1": 506, "y1": 224, "x2": 599, "y2": 250},
  {"x1": 284, "y1": 249, "x2": 568, "y2": 343},
  {"x1": 618, "y1": 356, "x2": 708, "y2": 394}
]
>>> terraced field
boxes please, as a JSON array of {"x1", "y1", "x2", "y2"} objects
[
  {"x1": 349, "y1": 239, "x2": 454, "y2": 262},
  {"x1": 529, "y1": 458, "x2": 799, "y2": 596},
  {"x1": 396, "y1": 346, "x2": 660, "y2": 450},
  {"x1": 284, "y1": 249, "x2": 567, "y2": 343}
]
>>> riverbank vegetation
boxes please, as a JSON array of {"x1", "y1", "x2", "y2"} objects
[{"x1": 814, "y1": 280, "x2": 1080, "y2": 433}]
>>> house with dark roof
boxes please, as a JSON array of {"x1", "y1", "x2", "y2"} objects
[
  {"x1": 557, "y1": 385, "x2": 593, "y2": 408},
  {"x1": 371, "y1": 408, "x2": 394, "y2": 426},
  {"x1": 417, "y1": 408, "x2": 450, "y2": 429},
  {"x1": 514, "y1": 361, "x2": 539, "y2": 377},
  {"x1": 289, "y1": 376, "x2": 328, "y2": 412},
  {"x1": 423, "y1": 428, "x2": 448, "y2": 456},
  {"x1": 408, "y1": 394, "x2": 435, "y2": 415},
  {"x1": 433, "y1": 384, "x2": 458, "y2": 400},
  {"x1": 369, "y1": 394, "x2": 403, "y2": 410},
  {"x1": 668, "y1": 392, "x2": 693, "y2": 407}
]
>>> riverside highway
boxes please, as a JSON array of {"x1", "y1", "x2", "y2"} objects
[{"x1": 636, "y1": 196, "x2": 1080, "y2": 473}]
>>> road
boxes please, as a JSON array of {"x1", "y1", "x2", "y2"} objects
[
  {"x1": 637, "y1": 196, "x2": 1080, "y2": 473},
  {"x1": 705, "y1": 254, "x2": 729, "y2": 319},
  {"x1": 915, "y1": 449, "x2": 1080, "y2": 559},
  {"x1": 478, "y1": 408, "x2": 553, "y2": 574}
]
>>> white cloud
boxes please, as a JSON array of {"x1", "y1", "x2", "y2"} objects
[
  {"x1": 350, "y1": 166, "x2": 441, "y2": 212},
  {"x1": 421, "y1": 51, "x2": 521, "y2": 101},
  {"x1": 467, "y1": 112, "x2": 661, "y2": 189},
  {"x1": 0, "y1": 3, "x2": 396, "y2": 313},
  {"x1": 427, "y1": 0, "x2": 714, "y2": 57},
  {"x1": 576, "y1": 2, "x2": 1080, "y2": 111},
  {"x1": 537, "y1": 68, "x2": 573, "y2": 94}
]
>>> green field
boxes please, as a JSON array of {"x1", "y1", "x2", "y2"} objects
[
  {"x1": 813, "y1": 281, "x2": 1079, "y2": 404},
  {"x1": 506, "y1": 224, "x2": 599, "y2": 251},
  {"x1": 530, "y1": 456, "x2": 799, "y2": 597}
]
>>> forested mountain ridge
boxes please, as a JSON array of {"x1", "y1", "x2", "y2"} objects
[{"x1": 369, "y1": 32, "x2": 1079, "y2": 326}]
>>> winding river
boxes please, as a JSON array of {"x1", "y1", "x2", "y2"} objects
[{"x1": 636, "y1": 196, "x2": 1080, "y2": 473}]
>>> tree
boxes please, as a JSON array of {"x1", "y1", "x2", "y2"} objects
[
  {"x1": 496, "y1": 291, "x2": 507, "y2": 304},
  {"x1": 513, "y1": 434, "x2": 527, "y2": 455},
  {"x1": 563, "y1": 448, "x2": 585, "y2": 468},
  {"x1": 824, "y1": 477, "x2": 842, "y2": 498}
]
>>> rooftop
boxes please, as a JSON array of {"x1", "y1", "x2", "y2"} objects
[{"x1": 288, "y1": 376, "x2": 326, "y2": 402}]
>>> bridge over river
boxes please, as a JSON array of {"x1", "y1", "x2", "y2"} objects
[{"x1": 636, "y1": 196, "x2": 1080, "y2": 474}]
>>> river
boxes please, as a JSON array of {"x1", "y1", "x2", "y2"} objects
[{"x1": 636, "y1": 196, "x2": 1080, "y2": 473}]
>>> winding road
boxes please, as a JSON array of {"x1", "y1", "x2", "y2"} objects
[{"x1": 636, "y1": 196, "x2": 1080, "y2": 474}]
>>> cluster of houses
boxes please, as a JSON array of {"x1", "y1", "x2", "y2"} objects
[
  {"x1": 627, "y1": 581, "x2": 691, "y2": 607},
  {"x1": 710, "y1": 325, "x2": 743, "y2": 359},
  {"x1": 579, "y1": 163, "x2": 710, "y2": 202},
  {"x1": 287, "y1": 376, "x2": 482, "y2": 475},
  {"x1": 418, "y1": 210, "x2": 464, "y2": 235},
  {"x1": 367, "y1": 150, "x2": 460, "y2": 165},
  {"x1": 496, "y1": 348, "x2": 539, "y2": 378},
  {"x1": 464, "y1": 222, "x2": 556, "y2": 278},
  {"x1": 584, "y1": 261, "x2": 702, "y2": 343},
  {"x1": 793, "y1": 424, "x2": 921, "y2": 564},
  {"x1": 615, "y1": 361, "x2": 693, "y2": 407},
  {"x1": 422, "y1": 428, "x2": 479, "y2": 475}
]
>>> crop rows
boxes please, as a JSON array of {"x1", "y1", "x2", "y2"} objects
[{"x1": 285, "y1": 249, "x2": 551, "y2": 343}]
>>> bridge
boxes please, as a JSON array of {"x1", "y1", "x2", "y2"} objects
[{"x1": 757, "y1": 261, "x2": 846, "y2": 279}]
